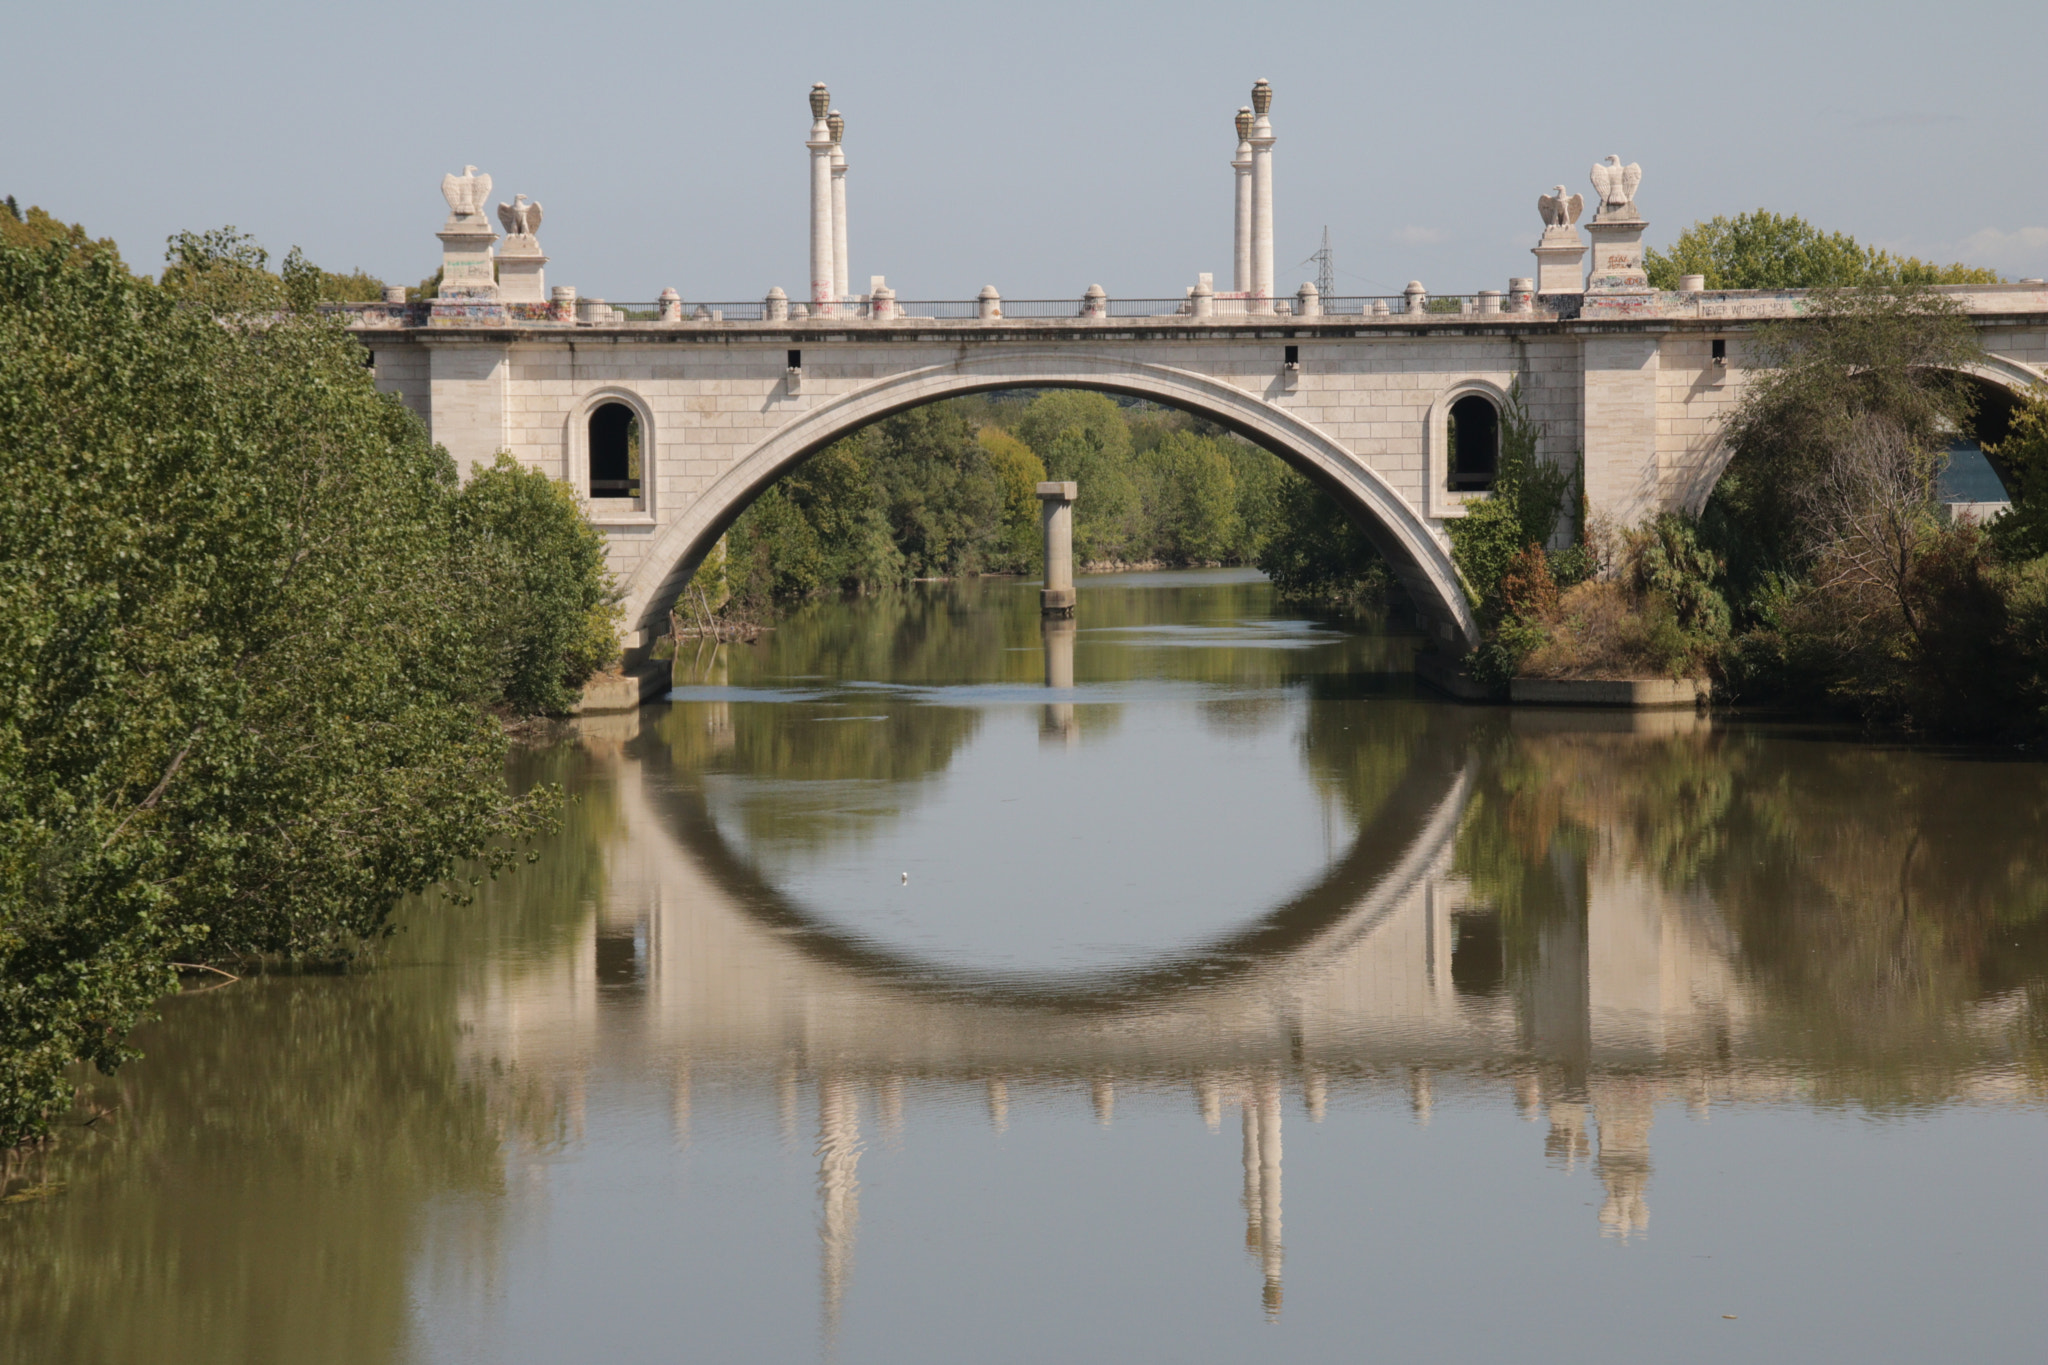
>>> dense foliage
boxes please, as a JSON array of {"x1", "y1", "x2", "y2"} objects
[
  {"x1": 1646, "y1": 210, "x2": 2001, "y2": 290},
  {"x1": 0, "y1": 235, "x2": 613, "y2": 1149},
  {"x1": 718, "y1": 390, "x2": 1369, "y2": 613}
]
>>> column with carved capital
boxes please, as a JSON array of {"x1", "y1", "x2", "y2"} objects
[
  {"x1": 807, "y1": 84, "x2": 836, "y2": 315},
  {"x1": 1248, "y1": 80, "x2": 1276, "y2": 312}
]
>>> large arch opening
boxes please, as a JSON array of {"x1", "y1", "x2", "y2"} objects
[
  {"x1": 619, "y1": 353, "x2": 1479, "y2": 654},
  {"x1": 1941, "y1": 370, "x2": 2026, "y2": 510}
]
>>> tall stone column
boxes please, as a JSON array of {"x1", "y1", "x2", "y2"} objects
[
  {"x1": 1231, "y1": 107, "x2": 1253, "y2": 296},
  {"x1": 1037, "y1": 480, "x2": 1077, "y2": 616},
  {"x1": 807, "y1": 83, "x2": 836, "y2": 315},
  {"x1": 1248, "y1": 79, "x2": 1276, "y2": 312},
  {"x1": 828, "y1": 109, "x2": 849, "y2": 304}
]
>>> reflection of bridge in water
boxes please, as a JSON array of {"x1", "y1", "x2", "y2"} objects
[{"x1": 459, "y1": 705, "x2": 2031, "y2": 1324}]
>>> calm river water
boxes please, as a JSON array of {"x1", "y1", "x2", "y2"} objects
[{"x1": 6, "y1": 569, "x2": 2048, "y2": 1363}]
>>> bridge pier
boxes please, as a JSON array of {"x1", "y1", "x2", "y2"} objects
[{"x1": 1037, "y1": 480, "x2": 1078, "y2": 617}]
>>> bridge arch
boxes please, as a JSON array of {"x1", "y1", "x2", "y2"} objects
[{"x1": 620, "y1": 350, "x2": 1481, "y2": 650}]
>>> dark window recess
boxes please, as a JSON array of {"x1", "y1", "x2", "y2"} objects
[
  {"x1": 362, "y1": 349, "x2": 375, "y2": 368},
  {"x1": 588, "y1": 401, "x2": 642, "y2": 499},
  {"x1": 787, "y1": 348, "x2": 802, "y2": 369},
  {"x1": 1283, "y1": 344, "x2": 1299, "y2": 366},
  {"x1": 1448, "y1": 394, "x2": 1500, "y2": 491},
  {"x1": 1711, "y1": 338, "x2": 1727, "y2": 364}
]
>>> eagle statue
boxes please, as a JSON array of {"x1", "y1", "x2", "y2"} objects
[
  {"x1": 1537, "y1": 185, "x2": 1584, "y2": 230},
  {"x1": 497, "y1": 194, "x2": 543, "y2": 238},
  {"x1": 1588, "y1": 155, "x2": 1642, "y2": 211},
  {"x1": 440, "y1": 165, "x2": 493, "y2": 219}
]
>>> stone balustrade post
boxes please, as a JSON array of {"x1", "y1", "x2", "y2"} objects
[
  {"x1": 550, "y1": 285, "x2": 577, "y2": 322},
  {"x1": 977, "y1": 285, "x2": 1001, "y2": 320}
]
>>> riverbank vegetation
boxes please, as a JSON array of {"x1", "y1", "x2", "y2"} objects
[
  {"x1": 1446, "y1": 285, "x2": 2048, "y2": 738},
  {"x1": 0, "y1": 229, "x2": 618, "y2": 1148},
  {"x1": 711, "y1": 390, "x2": 1390, "y2": 617}
]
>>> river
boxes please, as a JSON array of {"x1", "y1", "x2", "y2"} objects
[{"x1": 5, "y1": 569, "x2": 2046, "y2": 1363}]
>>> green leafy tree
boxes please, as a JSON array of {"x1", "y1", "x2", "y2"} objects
[
  {"x1": 977, "y1": 426, "x2": 1049, "y2": 572},
  {"x1": 1647, "y1": 210, "x2": 2000, "y2": 290},
  {"x1": 1140, "y1": 431, "x2": 1241, "y2": 563},
  {"x1": 456, "y1": 454, "x2": 622, "y2": 714},
  {"x1": 162, "y1": 227, "x2": 386, "y2": 314},
  {"x1": 0, "y1": 199, "x2": 124, "y2": 271},
  {"x1": 1987, "y1": 388, "x2": 2048, "y2": 562},
  {"x1": 0, "y1": 247, "x2": 555, "y2": 1148}
]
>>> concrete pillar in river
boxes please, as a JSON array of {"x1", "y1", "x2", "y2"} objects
[
  {"x1": 1248, "y1": 79, "x2": 1276, "y2": 312},
  {"x1": 806, "y1": 84, "x2": 836, "y2": 315},
  {"x1": 1037, "y1": 481, "x2": 1078, "y2": 616}
]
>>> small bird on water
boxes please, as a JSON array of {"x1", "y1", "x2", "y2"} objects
[{"x1": 901, "y1": 872, "x2": 909, "y2": 885}]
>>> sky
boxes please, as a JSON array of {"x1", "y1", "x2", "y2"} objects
[{"x1": 8, "y1": 0, "x2": 2045, "y2": 302}]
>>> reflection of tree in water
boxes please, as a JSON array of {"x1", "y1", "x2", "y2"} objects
[
  {"x1": 1698, "y1": 744, "x2": 2048, "y2": 1103},
  {"x1": 0, "y1": 737, "x2": 628, "y2": 1363},
  {"x1": 1297, "y1": 699, "x2": 1433, "y2": 829},
  {"x1": 1447, "y1": 721, "x2": 2048, "y2": 1105}
]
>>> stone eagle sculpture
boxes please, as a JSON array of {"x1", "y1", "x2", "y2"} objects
[
  {"x1": 1589, "y1": 155, "x2": 1642, "y2": 212},
  {"x1": 440, "y1": 165, "x2": 492, "y2": 219},
  {"x1": 497, "y1": 194, "x2": 543, "y2": 238},
  {"x1": 1538, "y1": 185, "x2": 1584, "y2": 229}
]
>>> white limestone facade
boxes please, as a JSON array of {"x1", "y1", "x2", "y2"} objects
[{"x1": 350, "y1": 287, "x2": 2048, "y2": 656}]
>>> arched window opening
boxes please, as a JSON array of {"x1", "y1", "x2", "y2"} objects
[
  {"x1": 589, "y1": 402, "x2": 642, "y2": 499},
  {"x1": 1447, "y1": 394, "x2": 1499, "y2": 492}
]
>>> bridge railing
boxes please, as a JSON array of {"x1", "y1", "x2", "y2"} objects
[{"x1": 327, "y1": 292, "x2": 1545, "y2": 324}]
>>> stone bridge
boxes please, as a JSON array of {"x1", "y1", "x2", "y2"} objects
[{"x1": 346, "y1": 84, "x2": 2048, "y2": 655}]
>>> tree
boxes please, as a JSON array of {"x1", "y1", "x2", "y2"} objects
[
  {"x1": 976, "y1": 426, "x2": 1048, "y2": 572},
  {"x1": 1705, "y1": 286, "x2": 1983, "y2": 597},
  {"x1": 0, "y1": 200, "x2": 123, "y2": 271},
  {"x1": 1647, "y1": 210, "x2": 2000, "y2": 290},
  {"x1": 456, "y1": 455, "x2": 622, "y2": 715},
  {"x1": 161, "y1": 227, "x2": 387, "y2": 313},
  {"x1": 0, "y1": 246, "x2": 552, "y2": 1148}
]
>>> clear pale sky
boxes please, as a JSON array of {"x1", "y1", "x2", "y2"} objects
[{"x1": 9, "y1": 0, "x2": 2044, "y2": 302}]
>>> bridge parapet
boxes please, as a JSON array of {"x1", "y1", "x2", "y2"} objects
[{"x1": 333, "y1": 281, "x2": 2048, "y2": 333}]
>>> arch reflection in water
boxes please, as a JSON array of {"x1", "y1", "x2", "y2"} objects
[{"x1": 450, "y1": 698, "x2": 2048, "y2": 1332}]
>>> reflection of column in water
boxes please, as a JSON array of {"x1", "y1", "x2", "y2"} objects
[
  {"x1": 1256, "y1": 1077, "x2": 1284, "y2": 1320},
  {"x1": 1091, "y1": 1077, "x2": 1115, "y2": 1126},
  {"x1": 1545, "y1": 1099, "x2": 1590, "y2": 1171},
  {"x1": 875, "y1": 1074, "x2": 904, "y2": 1145},
  {"x1": 1040, "y1": 617, "x2": 1078, "y2": 746},
  {"x1": 1408, "y1": 1065, "x2": 1435, "y2": 1127},
  {"x1": 671, "y1": 1058, "x2": 691, "y2": 1151},
  {"x1": 986, "y1": 1077, "x2": 1008, "y2": 1134},
  {"x1": 1593, "y1": 1080, "x2": 1653, "y2": 1240},
  {"x1": 1195, "y1": 1076, "x2": 1222, "y2": 1132},
  {"x1": 816, "y1": 1075, "x2": 862, "y2": 1345},
  {"x1": 1303, "y1": 1070, "x2": 1327, "y2": 1122},
  {"x1": 1239, "y1": 1078, "x2": 1285, "y2": 1319}
]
